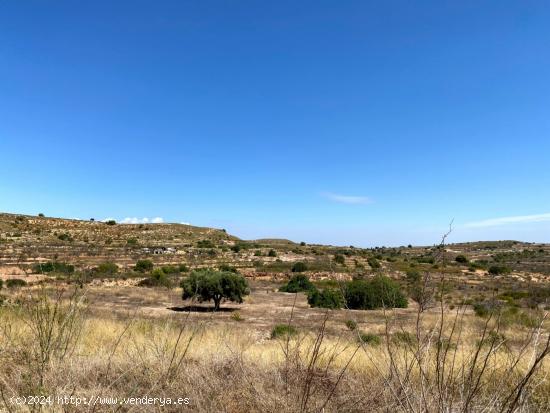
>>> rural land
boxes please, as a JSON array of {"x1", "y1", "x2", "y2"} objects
[{"x1": 0, "y1": 212, "x2": 549, "y2": 412}]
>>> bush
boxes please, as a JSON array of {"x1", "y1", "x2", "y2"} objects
[
  {"x1": 135, "y1": 259, "x2": 154, "y2": 273},
  {"x1": 138, "y1": 268, "x2": 172, "y2": 288},
  {"x1": 473, "y1": 302, "x2": 490, "y2": 317},
  {"x1": 268, "y1": 249, "x2": 277, "y2": 257},
  {"x1": 161, "y1": 265, "x2": 179, "y2": 274},
  {"x1": 197, "y1": 240, "x2": 214, "y2": 248},
  {"x1": 271, "y1": 324, "x2": 298, "y2": 339},
  {"x1": 279, "y1": 274, "x2": 314, "y2": 293},
  {"x1": 218, "y1": 264, "x2": 238, "y2": 273},
  {"x1": 367, "y1": 257, "x2": 381, "y2": 269},
  {"x1": 33, "y1": 261, "x2": 75, "y2": 274},
  {"x1": 6, "y1": 279, "x2": 27, "y2": 288},
  {"x1": 488, "y1": 265, "x2": 512, "y2": 275},
  {"x1": 334, "y1": 254, "x2": 346, "y2": 265},
  {"x1": 468, "y1": 261, "x2": 487, "y2": 271},
  {"x1": 0, "y1": 279, "x2": 3, "y2": 290},
  {"x1": 345, "y1": 319, "x2": 357, "y2": 331},
  {"x1": 358, "y1": 333, "x2": 381, "y2": 346},
  {"x1": 38, "y1": 213, "x2": 45, "y2": 217},
  {"x1": 179, "y1": 264, "x2": 189, "y2": 272},
  {"x1": 307, "y1": 288, "x2": 344, "y2": 309},
  {"x1": 231, "y1": 312, "x2": 244, "y2": 322},
  {"x1": 344, "y1": 276, "x2": 408, "y2": 310},
  {"x1": 455, "y1": 254, "x2": 469, "y2": 264},
  {"x1": 126, "y1": 238, "x2": 138, "y2": 246},
  {"x1": 405, "y1": 269, "x2": 421, "y2": 283},
  {"x1": 291, "y1": 262, "x2": 308, "y2": 273},
  {"x1": 57, "y1": 233, "x2": 72, "y2": 241},
  {"x1": 181, "y1": 269, "x2": 250, "y2": 310},
  {"x1": 105, "y1": 220, "x2": 116, "y2": 225},
  {"x1": 95, "y1": 262, "x2": 119, "y2": 275}
]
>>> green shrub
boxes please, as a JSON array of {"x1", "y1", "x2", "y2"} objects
[
  {"x1": 105, "y1": 220, "x2": 116, "y2": 225},
  {"x1": 95, "y1": 262, "x2": 119, "y2": 275},
  {"x1": 334, "y1": 254, "x2": 346, "y2": 265},
  {"x1": 197, "y1": 240, "x2": 214, "y2": 248},
  {"x1": 161, "y1": 265, "x2": 179, "y2": 274},
  {"x1": 291, "y1": 262, "x2": 308, "y2": 273},
  {"x1": 181, "y1": 269, "x2": 250, "y2": 310},
  {"x1": 135, "y1": 259, "x2": 154, "y2": 273},
  {"x1": 179, "y1": 264, "x2": 189, "y2": 272},
  {"x1": 473, "y1": 302, "x2": 490, "y2": 317},
  {"x1": 268, "y1": 249, "x2": 277, "y2": 257},
  {"x1": 231, "y1": 312, "x2": 244, "y2": 322},
  {"x1": 6, "y1": 279, "x2": 27, "y2": 288},
  {"x1": 405, "y1": 269, "x2": 421, "y2": 283},
  {"x1": 344, "y1": 276, "x2": 407, "y2": 310},
  {"x1": 57, "y1": 233, "x2": 72, "y2": 241},
  {"x1": 455, "y1": 254, "x2": 469, "y2": 264},
  {"x1": 218, "y1": 264, "x2": 238, "y2": 273},
  {"x1": 345, "y1": 319, "x2": 357, "y2": 331},
  {"x1": 33, "y1": 261, "x2": 75, "y2": 274},
  {"x1": 271, "y1": 324, "x2": 298, "y2": 339},
  {"x1": 468, "y1": 261, "x2": 487, "y2": 271},
  {"x1": 280, "y1": 274, "x2": 314, "y2": 293},
  {"x1": 488, "y1": 265, "x2": 511, "y2": 275},
  {"x1": 358, "y1": 332, "x2": 381, "y2": 346},
  {"x1": 138, "y1": 268, "x2": 172, "y2": 288},
  {"x1": 0, "y1": 279, "x2": 3, "y2": 290},
  {"x1": 367, "y1": 257, "x2": 381, "y2": 269},
  {"x1": 307, "y1": 288, "x2": 344, "y2": 309},
  {"x1": 414, "y1": 255, "x2": 435, "y2": 264},
  {"x1": 126, "y1": 238, "x2": 138, "y2": 246},
  {"x1": 38, "y1": 213, "x2": 45, "y2": 217}
]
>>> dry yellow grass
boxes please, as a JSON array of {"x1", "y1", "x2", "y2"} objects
[{"x1": 0, "y1": 286, "x2": 549, "y2": 412}]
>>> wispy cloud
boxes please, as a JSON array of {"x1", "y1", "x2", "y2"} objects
[
  {"x1": 119, "y1": 217, "x2": 164, "y2": 224},
  {"x1": 321, "y1": 192, "x2": 372, "y2": 205},
  {"x1": 464, "y1": 213, "x2": 550, "y2": 228}
]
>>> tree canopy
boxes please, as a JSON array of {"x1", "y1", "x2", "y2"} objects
[{"x1": 181, "y1": 269, "x2": 250, "y2": 310}]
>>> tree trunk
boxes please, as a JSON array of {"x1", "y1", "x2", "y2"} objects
[{"x1": 213, "y1": 296, "x2": 221, "y2": 311}]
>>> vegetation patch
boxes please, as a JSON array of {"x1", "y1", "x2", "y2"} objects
[
  {"x1": 358, "y1": 332, "x2": 381, "y2": 346},
  {"x1": 271, "y1": 324, "x2": 298, "y2": 339},
  {"x1": 6, "y1": 279, "x2": 27, "y2": 288},
  {"x1": 181, "y1": 269, "x2": 249, "y2": 310},
  {"x1": 344, "y1": 276, "x2": 408, "y2": 310},
  {"x1": 279, "y1": 274, "x2": 315, "y2": 293}
]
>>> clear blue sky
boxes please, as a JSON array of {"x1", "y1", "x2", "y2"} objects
[{"x1": 1, "y1": 1, "x2": 549, "y2": 246}]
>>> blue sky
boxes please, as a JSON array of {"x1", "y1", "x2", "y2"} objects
[{"x1": 1, "y1": 1, "x2": 549, "y2": 246}]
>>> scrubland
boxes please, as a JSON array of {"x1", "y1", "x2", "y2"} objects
[
  {"x1": 0, "y1": 284, "x2": 549, "y2": 412},
  {"x1": 1, "y1": 213, "x2": 550, "y2": 412}
]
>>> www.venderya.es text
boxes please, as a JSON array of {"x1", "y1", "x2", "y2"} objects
[{"x1": 10, "y1": 395, "x2": 191, "y2": 407}]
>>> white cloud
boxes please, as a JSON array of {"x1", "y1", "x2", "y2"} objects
[
  {"x1": 321, "y1": 192, "x2": 372, "y2": 205},
  {"x1": 180, "y1": 222, "x2": 191, "y2": 225},
  {"x1": 119, "y1": 217, "x2": 164, "y2": 224},
  {"x1": 464, "y1": 213, "x2": 550, "y2": 228}
]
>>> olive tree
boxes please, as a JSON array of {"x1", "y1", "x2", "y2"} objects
[{"x1": 181, "y1": 269, "x2": 249, "y2": 310}]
